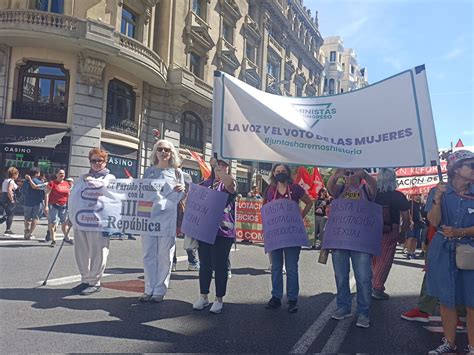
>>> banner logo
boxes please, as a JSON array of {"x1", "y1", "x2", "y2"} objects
[{"x1": 292, "y1": 103, "x2": 336, "y2": 128}]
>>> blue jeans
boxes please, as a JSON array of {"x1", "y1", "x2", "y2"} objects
[
  {"x1": 332, "y1": 249, "x2": 372, "y2": 317},
  {"x1": 271, "y1": 247, "x2": 301, "y2": 301}
]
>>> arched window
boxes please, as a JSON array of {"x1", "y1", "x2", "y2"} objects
[
  {"x1": 181, "y1": 112, "x2": 204, "y2": 152},
  {"x1": 14, "y1": 61, "x2": 69, "y2": 122}
]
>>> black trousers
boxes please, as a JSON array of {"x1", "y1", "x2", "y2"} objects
[{"x1": 198, "y1": 236, "x2": 234, "y2": 298}]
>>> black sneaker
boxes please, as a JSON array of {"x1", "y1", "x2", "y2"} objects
[
  {"x1": 64, "y1": 238, "x2": 74, "y2": 245},
  {"x1": 45, "y1": 231, "x2": 51, "y2": 242},
  {"x1": 288, "y1": 300, "x2": 298, "y2": 313},
  {"x1": 4, "y1": 230, "x2": 13, "y2": 235},
  {"x1": 265, "y1": 296, "x2": 282, "y2": 309},
  {"x1": 127, "y1": 235, "x2": 136, "y2": 240},
  {"x1": 50, "y1": 241, "x2": 56, "y2": 248},
  {"x1": 71, "y1": 283, "x2": 90, "y2": 294}
]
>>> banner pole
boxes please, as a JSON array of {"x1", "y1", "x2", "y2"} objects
[{"x1": 437, "y1": 165, "x2": 444, "y2": 183}]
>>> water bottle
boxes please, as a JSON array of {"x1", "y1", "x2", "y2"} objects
[{"x1": 318, "y1": 249, "x2": 329, "y2": 264}]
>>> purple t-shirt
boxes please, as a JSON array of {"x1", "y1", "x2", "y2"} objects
[
  {"x1": 265, "y1": 183, "x2": 306, "y2": 203},
  {"x1": 200, "y1": 179, "x2": 236, "y2": 238}
]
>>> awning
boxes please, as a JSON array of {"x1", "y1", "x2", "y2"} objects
[{"x1": 0, "y1": 124, "x2": 68, "y2": 149}]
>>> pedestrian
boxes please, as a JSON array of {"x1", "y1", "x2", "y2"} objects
[
  {"x1": 44, "y1": 169, "x2": 72, "y2": 247},
  {"x1": 193, "y1": 157, "x2": 237, "y2": 314},
  {"x1": 0, "y1": 167, "x2": 20, "y2": 234},
  {"x1": 327, "y1": 168, "x2": 377, "y2": 328},
  {"x1": 264, "y1": 164, "x2": 313, "y2": 313},
  {"x1": 405, "y1": 194, "x2": 424, "y2": 259},
  {"x1": 139, "y1": 139, "x2": 185, "y2": 303},
  {"x1": 23, "y1": 168, "x2": 46, "y2": 239},
  {"x1": 247, "y1": 185, "x2": 262, "y2": 199},
  {"x1": 313, "y1": 187, "x2": 332, "y2": 249},
  {"x1": 371, "y1": 168, "x2": 410, "y2": 300},
  {"x1": 426, "y1": 150, "x2": 474, "y2": 354},
  {"x1": 70, "y1": 148, "x2": 116, "y2": 295},
  {"x1": 172, "y1": 168, "x2": 199, "y2": 272}
]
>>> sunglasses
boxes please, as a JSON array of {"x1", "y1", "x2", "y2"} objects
[
  {"x1": 157, "y1": 147, "x2": 171, "y2": 153},
  {"x1": 461, "y1": 162, "x2": 474, "y2": 170},
  {"x1": 90, "y1": 159, "x2": 105, "y2": 164},
  {"x1": 344, "y1": 170, "x2": 355, "y2": 176}
]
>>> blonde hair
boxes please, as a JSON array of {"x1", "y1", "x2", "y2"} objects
[
  {"x1": 7, "y1": 167, "x2": 19, "y2": 178},
  {"x1": 150, "y1": 139, "x2": 181, "y2": 168}
]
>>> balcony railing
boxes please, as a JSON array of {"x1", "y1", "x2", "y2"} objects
[
  {"x1": 12, "y1": 101, "x2": 67, "y2": 123},
  {"x1": 105, "y1": 118, "x2": 138, "y2": 138},
  {"x1": 0, "y1": 9, "x2": 85, "y2": 35}
]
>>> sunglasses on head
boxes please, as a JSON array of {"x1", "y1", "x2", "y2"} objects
[
  {"x1": 157, "y1": 147, "x2": 171, "y2": 153},
  {"x1": 344, "y1": 170, "x2": 355, "y2": 176},
  {"x1": 90, "y1": 159, "x2": 105, "y2": 164},
  {"x1": 461, "y1": 162, "x2": 474, "y2": 170}
]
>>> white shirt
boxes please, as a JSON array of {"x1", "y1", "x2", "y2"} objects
[{"x1": 2, "y1": 178, "x2": 18, "y2": 193}]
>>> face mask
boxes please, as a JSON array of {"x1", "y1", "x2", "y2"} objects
[{"x1": 275, "y1": 172, "x2": 288, "y2": 183}]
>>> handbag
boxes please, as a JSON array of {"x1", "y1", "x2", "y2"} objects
[
  {"x1": 183, "y1": 235, "x2": 199, "y2": 250},
  {"x1": 456, "y1": 243, "x2": 474, "y2": 270}
]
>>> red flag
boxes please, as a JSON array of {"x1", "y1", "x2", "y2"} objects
[
  {"x1": 294, "y1": 166, "x2": 314, "y2": 197},
  {"x1": 124, "y1": 168, "x2": 133, "y2": 178},
  {"x1": 455, "y1": 139, "x2": 464, "y2": 148},
  {"x1": 308, "y1": 167, "x2": 325, "y2": 197},
  {"x1": 187, "y1": 149, "x2": 211, "y2": 179}
]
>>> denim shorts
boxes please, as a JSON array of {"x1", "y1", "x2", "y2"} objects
[
  {"x1": 427, "y1": 233, "x2": 474, "y2": 308},
  {"x1": 24, "y1": 205, "x2": 41, "y2": 220},
  {"x1": 48, "y1": 204, "x2": 68, "y2": 225}
]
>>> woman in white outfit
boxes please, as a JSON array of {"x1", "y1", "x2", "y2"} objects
[
  {"x1": 71, "y1": 148, "x2": 116, "y2": 295},
  {"x1": 140, "y1": 139, "x2": 185, "y2": 303}
]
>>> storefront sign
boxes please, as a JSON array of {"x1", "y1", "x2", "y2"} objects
[
  {"x1": 107, "y1": 154, "x2": 138, "y2": 178},
  {"x1": 3, "y1": 146, "x2": 32, "y2": 154},
  {"x1": 182, "y1": 167, "x2": 202, "y2": 183}
]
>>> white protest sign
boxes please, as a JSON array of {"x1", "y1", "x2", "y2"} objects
[
  {"x1": 68, "y1": 178, "x2": 180, "y2": 236},
  {"x1": 212, "y1": 66, "x2": 439, "y2": 168}
]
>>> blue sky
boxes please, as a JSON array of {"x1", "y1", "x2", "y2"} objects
[{"x1": 306, "y1": 0, "x2": 473, "y2": 150}]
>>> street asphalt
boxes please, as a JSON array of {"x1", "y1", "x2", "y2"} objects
[{"x1": 0, "y1": 216, "x2": 469, "y2": 353}]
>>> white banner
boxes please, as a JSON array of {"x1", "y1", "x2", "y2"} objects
[
  {"x1": 68, "y1": 178, "x2": 181, "y2": 235},
  {"x1": 212, "y1": 66, "x2": 439, "y2": 168}
]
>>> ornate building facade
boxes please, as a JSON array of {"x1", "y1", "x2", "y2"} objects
[
  {"x1": 320, "y1": 36, "x2": 368, "y2": 95},
  {"x1": 0, "y1": 0, "x2": 324, "y2": 192}
]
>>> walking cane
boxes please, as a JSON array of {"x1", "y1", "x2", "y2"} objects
[{"x1": 42, "y1": 224, "x2": 72, "y2": 286}]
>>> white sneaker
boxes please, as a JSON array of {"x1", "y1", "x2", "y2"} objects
[
  {"x1": 172, "y1": 263, "x2": 177, "y2": 272},
  {"x1": 193, "y1": 296, "x2": 210, "y2": 310},
  {"x1": 210, "y1": 300, "x2": 223, "y2": 314},
  {"x1": 227, "y1": 270, "x2": 232, "y2": 279}
]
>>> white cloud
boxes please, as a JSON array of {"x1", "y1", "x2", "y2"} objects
[
  {"x1": 444, "y1": 47, "x2": 465, "y2": 60},
  {"x1": 462, "y1": 130, "x2": 474, "y2": 136}
]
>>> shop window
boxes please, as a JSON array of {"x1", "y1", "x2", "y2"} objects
[
  {"x1": 106, "y1": 79, "x2": 138, "y2": 137},
  {"x1": 121, "y1": 6, "x2": 138, "y2": 39},
  {"x1": 181, "y1": 112, "x2": 203, "y2": 152},
  {"x1": 13, "y1": 62, "x2": 69, "y2": 123},
  {"x1": 36, "y1": 0, "x2": 64, "y2": 13}
]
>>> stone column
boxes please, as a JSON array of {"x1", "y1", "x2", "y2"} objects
[
  {"x1": 0, "y1": 45, "x2": 10, "y2": 120},
  {"x1": 69, "y1": 51, "x2": 106, "y2": 179}
]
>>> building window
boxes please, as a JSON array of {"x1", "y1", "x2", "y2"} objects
[
  {"x1": 329, "y1": 78, "x2": 335, "y2": 95},
  {"x1": 36, "y1": 0, "x2": 64, "y2": 13},
  {"x1": 246, "y1": 44, "x2": 256, "y2": 63},
  {"x1": 106, "y1": 79, "x2": 137, "y2": 137},
  {"x1": 267, "y1": 49, "x2": 281, "y2": 81},
  {"x1": 181, "y1": 112, "x2": 204, "y2": 152},
  {"x1": 192, "y1": 0, "x2": 204, "y2": 19},
  {"x1": 121, "y1": 6, "x2": 137, "y2": 39},
  {"x1": 189, "y1": 52, "x2": 203, "y2": 79},
  {"x1": 296, "y1": 86, "x2": 303, "y2": 97},
  {"x1": 223, "y1": 21, "x2": 233, "y2": 44},
  {"x1": 350, "y1": 65, "x2": 355, "y2": 74},
  {"x1": 248, "y1": 3, "x2": 257, "y2": 20},
  {"x1": 13, "y1": 62, "x2": 69, "y2": 123},
  {"x1": 329, "y1": 51, "x2": 336, "y2": 62}
]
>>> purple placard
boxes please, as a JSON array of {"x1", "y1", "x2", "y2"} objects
[
  {"x1": 261, "y1": 199, "x2": 309, "y2": 253},
  {"x1": 181, "y1": 183, "x2": 228, "y2": 245},
  {"x1": 322, "y1": 198, "x2": 383, "y2": 255}
]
